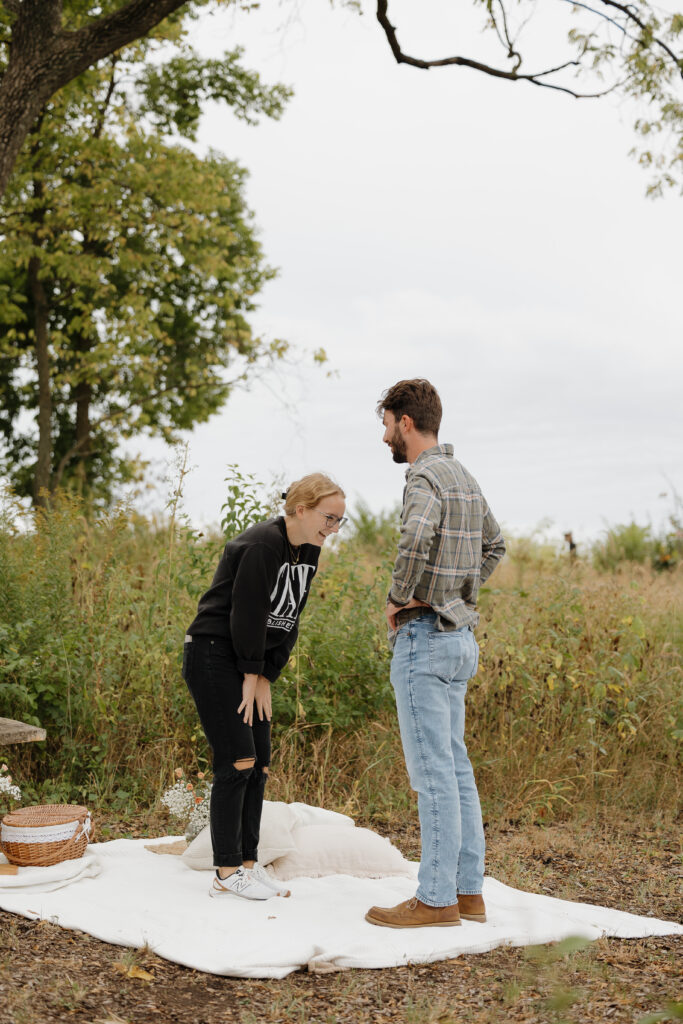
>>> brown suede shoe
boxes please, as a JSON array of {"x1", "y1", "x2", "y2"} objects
[
  {"x1": 365, "y1": 897, "x2": 461, "y2": 929},
  {"x1": 457, "y1": 893, "x2": 486, "y2": 922}
]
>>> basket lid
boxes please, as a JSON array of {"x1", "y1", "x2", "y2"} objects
[{"x1": 2, "y1": 804, "x2": 89, "y2": 828}]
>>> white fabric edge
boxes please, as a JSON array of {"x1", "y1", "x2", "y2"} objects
[
  {"x1": 0, "y1": 850, "x2": 101, "y2": 892},
  {"x1": 0, "y1": 835, "x2": 681, "y2": 979}
]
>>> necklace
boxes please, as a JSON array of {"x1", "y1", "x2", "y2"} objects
[{"x1": 287, "y1": 538, "x2": 301, "y2": 564}]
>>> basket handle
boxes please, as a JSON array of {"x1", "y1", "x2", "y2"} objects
[{"x1": 17, "y1": 812, "x2": 92, "y2": 868}]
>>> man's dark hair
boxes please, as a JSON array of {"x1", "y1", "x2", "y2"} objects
[{"x1": 376, "y1": 379, "x2": 442, "y2": 436}]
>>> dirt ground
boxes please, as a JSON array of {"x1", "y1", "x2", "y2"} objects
[{"x1": 1, "y1": 810, "x2": 681, "y2": 1024}]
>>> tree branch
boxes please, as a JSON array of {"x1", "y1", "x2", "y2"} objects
[
  {"x1": 561, "y1": 0, "x2": 638, "y2": 42},
  {"x1": 0, "y1": 0, "x2": 189, "y2": 198},
  {"x1": 56, "y1": 0, "x2": 188, "y2": 67},
  {"x1": 93, "y1": 57, "x2": 118, "y2": 140},
  {"x1": 51, "y1": 377, "x2": 207, "y2": 488},
  {"x1": 375, "y1": 0, "x2": 617, "y2": 98},
  {"x1": 492, "y1": 0, "x2": 523, "y2": 73},
  {"x1": 51, "y1": 431, "x2": 91, "y2": 491},
  {"x1": 598, "y1": 0, "x2": 683, "y2": 71}
]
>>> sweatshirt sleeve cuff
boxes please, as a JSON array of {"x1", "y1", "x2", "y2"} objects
[{"x1": 235, "y1": 658, "x2": 265, "y2": 675}]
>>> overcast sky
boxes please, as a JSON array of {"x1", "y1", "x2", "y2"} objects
[{"x1": 133, "y1": 0, "x2": 682, "y2": 544}]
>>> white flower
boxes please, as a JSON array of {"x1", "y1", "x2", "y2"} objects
[
  {"x1": 160, "y1": 776, "x2": 212, "y2": 827},
  {"x1": 187, "y1": 798, "x2": 211, "y2": 834},
  {"x1": 0, "y1": 775, "x2": 21, "y2": 802}
]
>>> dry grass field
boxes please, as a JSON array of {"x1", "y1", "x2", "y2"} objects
[{"x1": 1, "y1": 498, "x2": 681, "y2": 1022}]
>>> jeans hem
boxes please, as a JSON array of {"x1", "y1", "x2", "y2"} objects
[
  {"x1": 213, "y1": 852, "x2": 244, "y2": 866},
  {"x1": 458, "y1": 889, "x2": 483, "y2": 896},
  {"x1": 416, "y1": 889, "x2": 458, "y2": 908},
  {"x1": 242, "y1": 849, "x2": 259, "y2": 862}
]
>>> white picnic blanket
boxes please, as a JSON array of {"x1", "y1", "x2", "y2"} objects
[
  {"x1": 1, "y1": 834, "x2": 681, "y2": 977},
  {"x1": 0, "y1": 851, "x2": 101, "y2": 893}
]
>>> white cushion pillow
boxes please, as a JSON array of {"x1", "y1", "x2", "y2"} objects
[
  {"x1": 288, "y1": 803, "x2": 355, "y2": 829},
  {"x1": 181, "y1": 800, "x2": 297, "y2": 871},
  {"x1": 269, "y1": 824, "x2": 414, "y2": 880}
]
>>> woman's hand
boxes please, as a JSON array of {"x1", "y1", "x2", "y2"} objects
[
  {"x1": 238, "y1": 673, "x2": 258, "y2": 725},
  {"x1": 254, "y1": 675, "x2": 272, "y2": 722}
]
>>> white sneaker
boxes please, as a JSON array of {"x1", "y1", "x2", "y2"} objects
[
  {"x1": 209, "y1": 866, "x2": 275, "y2": 901},
  {"x1": 249, "y1": 863, "x2": 291, "y2": 898}
]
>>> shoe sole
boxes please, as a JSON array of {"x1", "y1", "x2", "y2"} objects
[
  {"x1": 459, "y1": 913, "x2": 486, "y2": 922},
  {"x1": 364, "y1": 912, "x2": 461, "y2": 928},
  {"x1": 209, "y1": 888, "x2": 270, "y2": 901}
]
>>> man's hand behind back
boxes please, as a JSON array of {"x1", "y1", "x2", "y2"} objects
[{"x1": 385, "y1": 597, "x2": 431, "y2": 631}]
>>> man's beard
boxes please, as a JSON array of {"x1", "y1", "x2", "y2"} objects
[{"x1": 390, "y1": 426, "x2": 408, "y2": 464}]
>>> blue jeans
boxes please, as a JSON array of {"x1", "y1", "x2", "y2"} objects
[{"x1": 390, "y1": 614, "x2": 485, "y2": 907}]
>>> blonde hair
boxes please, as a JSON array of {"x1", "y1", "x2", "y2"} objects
[{"x1": 283, "y1": 473, "x2": 345, "y2": 516}]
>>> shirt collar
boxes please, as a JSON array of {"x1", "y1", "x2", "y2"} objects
[{"x1": 406, "y1": 444, "x2": 453, "y2": 475}]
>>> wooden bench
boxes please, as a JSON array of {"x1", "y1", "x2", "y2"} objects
[
  {"x1": 0, "y1": 717, "x2": 46, "y2": 746},
  {"x1": 0, "y1": 719, "x2": 45, "y2": 873}
]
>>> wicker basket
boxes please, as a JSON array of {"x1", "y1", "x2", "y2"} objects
[{"x1": 1, "y1": 804, "x2": 92, "y2": 867}]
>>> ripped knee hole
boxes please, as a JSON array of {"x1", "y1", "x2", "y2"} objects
[{"x1": 233, "y1": 758, "x2": 256, "y2": 771}]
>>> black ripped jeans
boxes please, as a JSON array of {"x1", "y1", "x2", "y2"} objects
[{"x1": 182, "y1": 636, "x2": 271, "y2": 865}]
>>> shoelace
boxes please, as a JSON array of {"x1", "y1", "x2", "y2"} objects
[{"x1": 250, "y1": 865, "x2": 271, "y2": 885}]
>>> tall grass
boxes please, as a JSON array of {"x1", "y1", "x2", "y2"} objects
[{"x1": 0, "y1": 487, "x2": 680, "y2": 823}]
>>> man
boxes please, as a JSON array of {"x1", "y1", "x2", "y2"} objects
[{"x1": 366, "y1": 379, "x2": 505, "y2": 929}]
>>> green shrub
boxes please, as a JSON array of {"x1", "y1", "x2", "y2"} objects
[
  {"x1": 593, "y1": 499, "x2": 683, "y2": 572},
  {"x1": 593, "y1": 522, "x2": 652, "y2": 570},
  {"x1": 0, "y1": 482, "x2": 396, "y2": 805},
  {"x1": 0, "y1": 484, "x2": 680, "y2": 819}
]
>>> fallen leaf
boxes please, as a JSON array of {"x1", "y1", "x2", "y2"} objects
[
  {"x1": 112, "y1": 962, "x2": 154, "y2": 981},
  {"x1": 128, "y1": 965, "x2": 155, "y2": 981}
]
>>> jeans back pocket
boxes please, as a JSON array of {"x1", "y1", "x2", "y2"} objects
[{"x1": 428, "y1": 628, "x2": 477, "y2": 683}]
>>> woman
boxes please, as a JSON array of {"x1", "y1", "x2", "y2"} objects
[{"x1": 182, "y1": 473, "x2": 347, "y2": 900}]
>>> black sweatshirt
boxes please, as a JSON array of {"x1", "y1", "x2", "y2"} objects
[{"x1": 186, "y1": 517, "x2": 319, "y2": 683}]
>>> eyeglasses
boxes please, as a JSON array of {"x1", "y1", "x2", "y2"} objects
[{"x1": 316, "y1": 511, "x2": 348, "y2": 530}]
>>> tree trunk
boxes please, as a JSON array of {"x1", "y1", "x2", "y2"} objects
[
  {"x1": 73, "y1": 369, "x2": 92, "y2": 493},
  {"x1": 28, "y1": 255, "x2": 52, "y2": 507},
  {"x1": 0, "y1": 0, "x2": 188, "y2": 199}
]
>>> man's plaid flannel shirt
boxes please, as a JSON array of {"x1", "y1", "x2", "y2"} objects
[{"x1": 389, "y1": 444, "x2": 505, "y2": 635}]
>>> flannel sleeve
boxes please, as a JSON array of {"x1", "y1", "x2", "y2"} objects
[
  {"x1": 479, "y1": 499, "x2": 506, "y2": 585},
  {"x1": 388, "y1": 472, "x2": 441, "y2": 606}
]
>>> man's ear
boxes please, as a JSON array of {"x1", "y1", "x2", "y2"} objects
[{"x1": 400, "y1": 414, "x2": 414, "y2": 433}]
